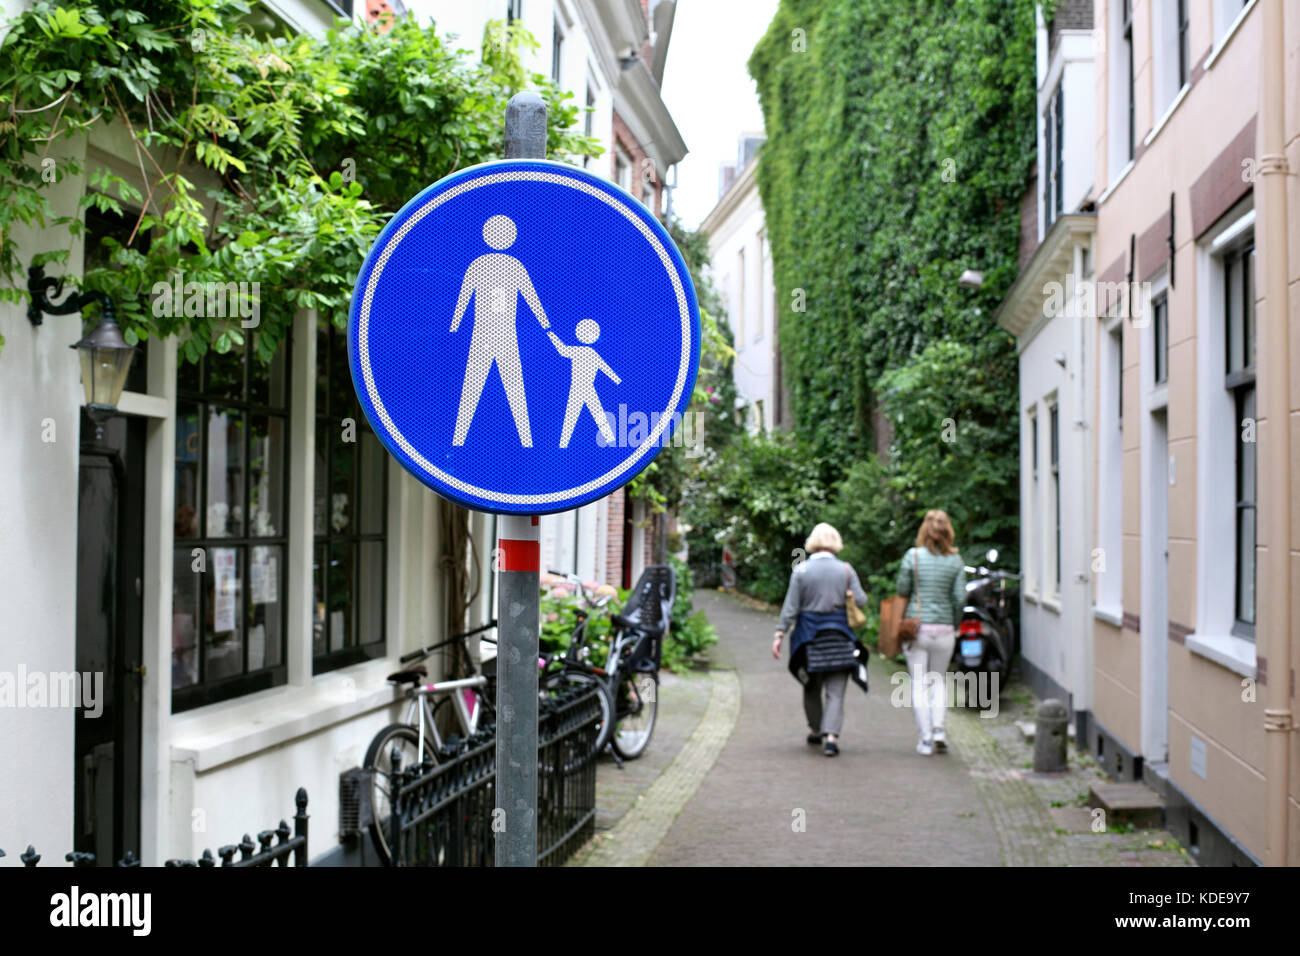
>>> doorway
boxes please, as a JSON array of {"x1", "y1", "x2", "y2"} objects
[{"x1": 74, "y1": 410, "x2": 146, "y2": 865}]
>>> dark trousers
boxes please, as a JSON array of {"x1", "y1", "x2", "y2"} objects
[{"x1": 803, "y1": 670, "x2": 849, "y2": 736}]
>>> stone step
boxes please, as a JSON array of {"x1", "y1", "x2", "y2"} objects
[{"x1": 1088, "y1": 782, "x2": 1165, "y2": 828}]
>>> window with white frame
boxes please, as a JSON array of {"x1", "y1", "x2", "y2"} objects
[
  {"x1": 1049, "y1": 400, "x2": 1061, "y2": 596},
  {"x1": 1212, "y1": 0, "x2": 1253, "y2": 47},
  {"x1": 1098, "y1": 319, "x2": 1125, "y2": 610},
  {"x1": 1152, "y1": 291, "x2": 1169, "y2": 385},
  {"x1": 1224, "y1": 239, "x2": 1256, "y2": 638},
  {"x1": 1110, "y1": 0, "x2": 1136, "y2": 173},
  {"x1": 1044, "y1": 82, "x2": 1064, "y2": 227},
  {"x1": 550, "y1": 18, "x2": 563, "y2": 86},
  {"x1": 1197, "y1": 204, "x2": 1256, "y2": 647},
  {"x1": 1027, "y1": 406, "x2": 1039, "y2": 595},
  {"x1": 1154, "y1": 0, "x2": 1191, "y2": 120},
  {"x1": 582, "y1": 80, "x2": 595, "y2": 170},
  {"x1": 736, "y1": 247, "x2": 746, "y2": 344}
]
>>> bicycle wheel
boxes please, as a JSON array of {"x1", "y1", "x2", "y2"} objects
[
  {"x1": 610, "y1": 671, "x2": 658, "y2": 760},
  {"x1": 540, "y1": 669, "x2": 614, "y2": 754},
  {"x1": 363, "y1": 723, "x2": 438, "y2": 865}
]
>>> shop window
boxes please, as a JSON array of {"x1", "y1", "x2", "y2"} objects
[
  {"x1": 172, "y1": 335, "x2": 289, "y2": 710},
  {"x1": 314, "y1": 322, "x2": 388, "y2": 672}
]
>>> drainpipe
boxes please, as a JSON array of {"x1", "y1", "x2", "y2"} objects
[{"x1": 1257, "y1": 0, "x2": 1294, "y2": 868}]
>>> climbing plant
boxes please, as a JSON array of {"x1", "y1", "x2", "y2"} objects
[
  {"x1": 625, "y1": 217, "x2": 738, "y2": 515},
  {"x1": 683, "y1": 0, "x2": 1040, "y2": 600},
  {"x1": 747, "y1": 0, "x2": 1038, "y2": 464},
  {"x1": 0, "y1": 0, "x2": 598, "y2": 360}
]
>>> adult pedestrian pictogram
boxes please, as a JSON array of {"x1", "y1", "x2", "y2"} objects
[
  {"x1": 348, "y1": 158, "x2": 702, "y2": 515},
  {"x1": 449, "y1": 214, "x2": 551, "y2": 448}
]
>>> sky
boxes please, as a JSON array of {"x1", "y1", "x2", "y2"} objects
[{"x1": 660, "y1": 0, "x2": 781, "y2": 230}]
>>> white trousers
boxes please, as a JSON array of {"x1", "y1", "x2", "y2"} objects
[{"x1": 903, "y1": 624, "x2": 955, "y2": 742}]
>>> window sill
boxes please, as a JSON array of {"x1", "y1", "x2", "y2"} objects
[
  {"x1": 1184, "y1": 632, "x2": 1256, "y2": 680},
  {"x1": 1024, "y1": 591, "x2": 1039, "y2": 605},
  {"x1": 1143, "y1": 83, "x2": 1191, "y2": 150},
  {"x1": 1098, "y1": 159, "x2": 1135, "y2": 205},
  {"x1": 1041, "y1": 595, "x2": 1062, "y2": 615},
  {"x1": 170, "y1": 658, "x2": 400, "y2": 772},
  {"x1": 1093, "y1": 604, "x2": 1124, "y2": 628},
  {"x1": 1205, "y1": 0, "x2": 1258, "y2": 71}
]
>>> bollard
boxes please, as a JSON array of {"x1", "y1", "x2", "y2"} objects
[{"x1": 1033, "y1": 698, "x2": 1070, "y2": 772}]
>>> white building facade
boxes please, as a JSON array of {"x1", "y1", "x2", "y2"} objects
[
  {"x1": 700, "y1": 147, "x2": 783, "y2": 434},
  {"x1": 995, "y1": 0, "x2": 1096, "y2": 731}
]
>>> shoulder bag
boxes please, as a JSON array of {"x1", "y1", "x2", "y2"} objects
[
  {"x1": 844, "y1": 565, "x2": 866, "y2": 629},
  {"x1": 878, "y1": 549, "x2": 922, "y2": 656}
]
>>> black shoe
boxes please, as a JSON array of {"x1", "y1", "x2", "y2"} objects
[
  {"x1": 807, "y1": 733, "x2": 823, "y2": 746},
  {"x1": 823, "y1": 740, "x2": 839, "y2": 757}
]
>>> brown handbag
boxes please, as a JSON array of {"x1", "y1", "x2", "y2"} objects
[
  {"x1": 878, "y1": 549, "x2": 921, "y2": 657},
  {"x1": 844, "y1": 566, "x2": 867, "y2": 629}
]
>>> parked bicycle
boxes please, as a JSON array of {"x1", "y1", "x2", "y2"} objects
[
  {"x1": 543, "y1": 566, "x2": 676, "y2": 761},
  {"x1": 364, "y1": 619, "x2": 498, "y2": 865}
]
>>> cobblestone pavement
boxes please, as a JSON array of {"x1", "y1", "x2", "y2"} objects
[
  {"x1": 940, "y1": 666, "x2": 1193, "y2": 867},
  {"x1": 578, "y1": 589, "x2": 1194, "y2": 867}
]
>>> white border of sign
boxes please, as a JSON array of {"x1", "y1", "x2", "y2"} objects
[{"x1": 350, "y1": 159, "x2": 699, "y2": 512}]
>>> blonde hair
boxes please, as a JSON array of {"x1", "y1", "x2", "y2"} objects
[
  {"x1": 805, "y1": 522, "x2": 844, "y2": 554},
  {"x1": 915, "y1": 509, "x2": 957, "y2": 555}
]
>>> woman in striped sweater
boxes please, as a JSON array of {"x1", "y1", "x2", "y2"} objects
[{"x1": 896, "y1": 510, "x2": 967, "y2": 756}]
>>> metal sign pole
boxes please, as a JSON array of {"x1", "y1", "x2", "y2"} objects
[{"x1": 495, "y1": 91, "x2": 547, "y2": 868}]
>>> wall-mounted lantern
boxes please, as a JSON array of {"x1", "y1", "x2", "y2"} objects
[{"x1": 28, "y1": 263, "x2": 137, "y2": 440}]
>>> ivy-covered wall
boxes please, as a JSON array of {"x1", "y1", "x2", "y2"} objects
[
  {"x1": 748, "y1": 0, "x2": 1039, "y2": 463},
  {"x1": 683, "y1": 0, "x2": 1040, "y2": 604}
]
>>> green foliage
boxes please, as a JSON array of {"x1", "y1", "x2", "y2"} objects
[
  {"x1": 687, "y1": 0, "x2": 1040, "y2": 609},
  {"x1": 684, "y1": 340, "x2": 1019, "y2": 613},
  {"x1": 747, "y1": 0, "x2": 1037, "y2": 465},
  {"x1": 538, "y1": 558, "x2": 715, "y2": 674},
  {"x1": 0, "y1": 1, "x2": 599, "y2": 357},
  {"x1": 626, "y1": 218, "x2": 740, "y2": 513},
  {"x1": 665, "y1": 553, "x2": 717, "y2": 662},
  {"x1": 683, "y1": 430, "x2": 830, "y2": 603}
]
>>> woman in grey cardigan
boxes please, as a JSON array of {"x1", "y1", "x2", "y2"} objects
[
  {"x1": 773, "y1": 523, "x2": 868, "y2": 757},
  {"x1": 896, "y1": 509, "x2": 967, "y2": 755}
]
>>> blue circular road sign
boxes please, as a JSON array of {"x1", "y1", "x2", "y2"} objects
[{"x1": 348, "y1": 159, "x2": 701, "y2": 515}]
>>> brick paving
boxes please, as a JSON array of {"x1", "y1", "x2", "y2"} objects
[
  {"x1": 646, "y1": 590, "x2": 1001, "y2": 865},
  {"x1": 576, "y1": 589, "x2": 1194, "y2": 866}
]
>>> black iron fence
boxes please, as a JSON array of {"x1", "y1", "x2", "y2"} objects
[
  {"x1": 390, "y1": 685, "x2": 601, "y2": 866},
  {"x1": 4, "y1": 789, "x2": 309, "y2": 867}
]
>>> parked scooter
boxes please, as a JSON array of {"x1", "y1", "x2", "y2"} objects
[{"x1": 952, "y1": 548, "x2": 1020, "y2": 696}]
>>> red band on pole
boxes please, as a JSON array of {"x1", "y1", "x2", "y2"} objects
[{"x1": 499, "y1": 538, "x2": 540, "y2": 572}]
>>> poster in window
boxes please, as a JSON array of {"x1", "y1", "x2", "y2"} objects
[
  {"x1": 251, "y1": 556, "x2": 267, "y2": 605},
  {"x1": 330, "y1": 610, "x2": 345, "y2": 652},
  {"x1": 251, "y1": 548, "x2": 279, "y2": 606},
  {"x1": 248, "y1": 622, "x2": 266, "y2": 670},
  {"x1": 212, "y1": 547, "x2": 238, "y2": 633}
]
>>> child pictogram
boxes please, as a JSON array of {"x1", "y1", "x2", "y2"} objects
[{"x1": 548, "y1": 319, "x2": 621, "y2": 448}]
